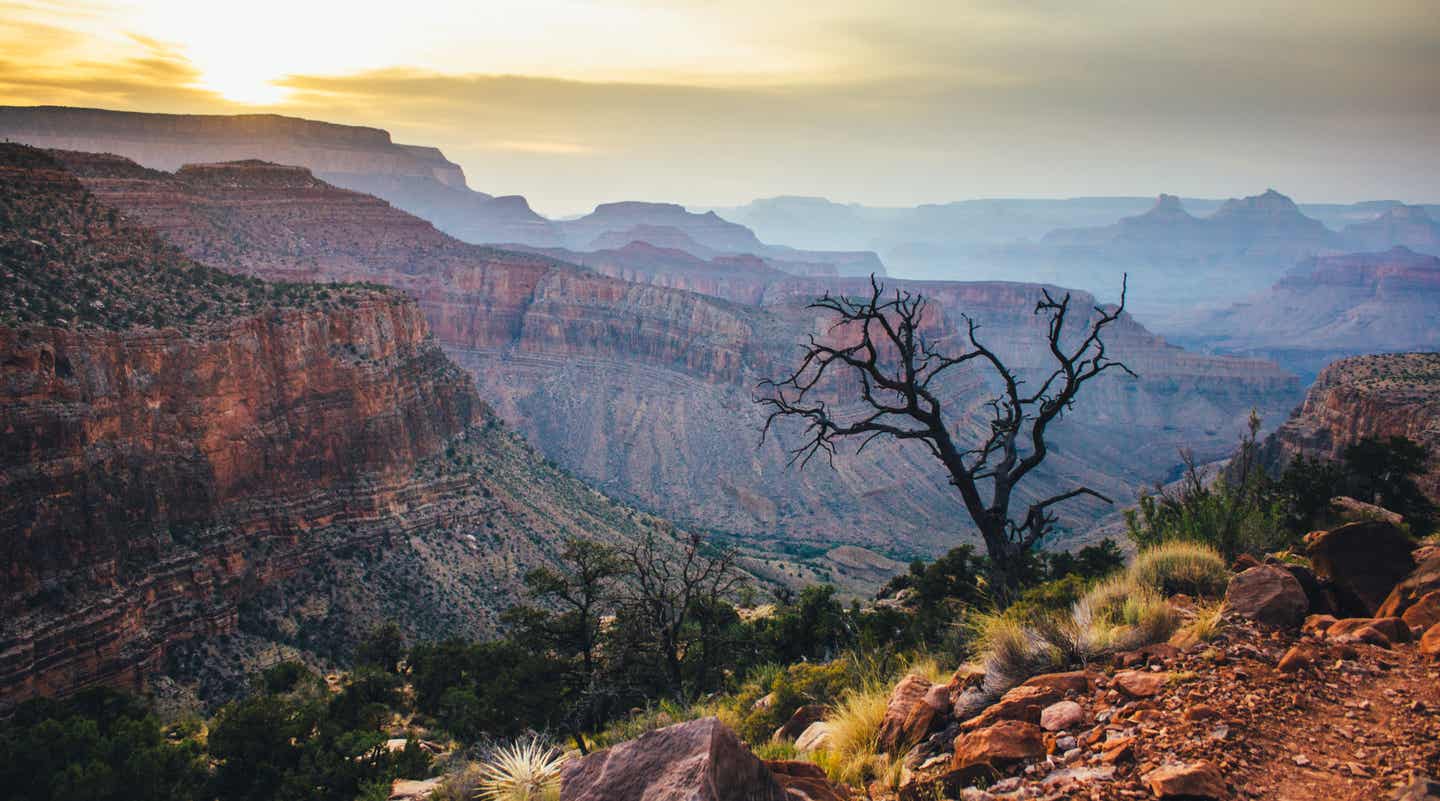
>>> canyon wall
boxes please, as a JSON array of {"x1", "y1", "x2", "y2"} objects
[
  {"x1": 1174, "y1": 247, "x2": 1440, "y2": 379},
  {"x1": 0, "y1": 145, "x2": 668, "y2": 706},
  {"x1": 0, "y1": 105, "x2": 563, "y2": 246},
  {"x1": 56, "y1": 151, "x2": 1304, "y2": 560},
  {"x1": 1260, "y1": 352, "x2": 1440, "y2": 502}
]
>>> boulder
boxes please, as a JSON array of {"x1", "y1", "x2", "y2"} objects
[
  {"x1": 1368, "y1": 616, "x2": 1414, "y2": 643},
  {"x1": 1328, "y1": 617, "x2": 1410, "y2": 645},
  {"x1": 1113, "y1": 670, "x2": 1168, "y2": 698},
  {"x1": 961, "y1": 684, "x2": 1061, "y2": 730},
  {"x1": 1022, "y1": 670, "x2": 1099, "y2": 695},
  {"x1": 952, "y1": 720, "x2": 1045, "y2": 771},
  {"x1": 1280, "y1": 562, "x2": 1331, "y2": 616},
  {"x1": 773, "y1": 705, "x2": 827, "y2": 742},
  {"x1": 1402, "y1": 591, "x2": 1440, "y2": 631},
  {"x1": 1302, "y1": 614, "x2": 1338, "y2": 635},
  {"x1": 764, "y1": 760, "x2": 850, "y2": 801},
  {"x1": 1379, "y1": 552, "x2": 1440, "y2": 619},
  {"x1": 875, "y1": 674, "x2": 936, "y2": 754},
  {"x1": 1391, "y1": 773, "x2": 1440, "y2": 800},
  {"x1": 1225, "y1": 566, "x2": 1308, "y2": 627},
  {"x1": 560, "y1": 717, "x2": 786, "y2": 801},
  {"x1": 1276, "y1": 645, "x2": 1314, "y2": 673},
  {"x1": 1421, "y1": 624, "x2": 1440, "y2": 658},
  {"x1": 794, "y1": 721, "x2": 833, "y2": 754},
  {"x1": 1307, "y1": 521, "x2": 1417, "y2": 616},
  {"x1": 1039, "y1": 701, "x2": 1086, "y2": 732},
  {"x1": 1144, "y1": 761, "x2": 1226, "y2": 799}
]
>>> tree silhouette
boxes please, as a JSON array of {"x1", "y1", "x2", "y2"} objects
[{"x1": 758, "y1": 276, "x2": 1135, "y2": 595}]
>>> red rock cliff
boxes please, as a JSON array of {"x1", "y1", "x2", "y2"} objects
[
  {"x1": 0, "y1": 145, "x2": 670, "y2": 707},
  {"x1": 1261, "y1": 352, "x2": 1440, "y2": 502}
]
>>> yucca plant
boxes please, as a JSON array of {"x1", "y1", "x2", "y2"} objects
[{"x1": 476, "y1": 737, "x2": 567, "y2": 801}]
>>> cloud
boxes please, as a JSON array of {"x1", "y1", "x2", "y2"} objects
[{"x1": 0, "y1": 0, "x2": 1437, "y2": 212}]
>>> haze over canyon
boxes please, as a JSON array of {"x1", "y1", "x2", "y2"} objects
[{"x1": 1, "y1": 5, "x2": 1438, "y2": 800}]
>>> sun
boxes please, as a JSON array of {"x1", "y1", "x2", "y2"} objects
[{"x1": 195, "y1": 66, "x2": 289, "y2": 106}]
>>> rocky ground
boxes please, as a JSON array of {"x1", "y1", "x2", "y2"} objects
[
  {"x1": 893, "y1": 618, "x2": 1440, "y2": 800},
  {"x1": 552, "y1": 520, "x2": 1440, "y2": 801}
]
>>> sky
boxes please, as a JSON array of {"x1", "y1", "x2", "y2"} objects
[{"x1": 2, "y1": 0, "x2": 1437, "y2": 216}]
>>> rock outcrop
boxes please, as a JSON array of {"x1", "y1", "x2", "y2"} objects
[
  {"x1": 560, "y1": 717, "x2": 787, "y2": 801},
  {"x1": 1259, "y1": 353, "x2": 1440, "y2": 503},
  {"x1": 1306, "y1": 522, "x2": 1418, "y2": 616},
  {"x1": 0, "y1": 144, "x2": 671, "y2": 706}
]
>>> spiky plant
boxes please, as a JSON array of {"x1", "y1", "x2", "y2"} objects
[{"x1": 476, "y1": 737, "x2": 566, "y2": 801}]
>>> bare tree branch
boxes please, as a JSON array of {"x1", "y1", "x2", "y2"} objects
[{"x1": 756, "y1": 274, "x2": 1135, "y2": 594}]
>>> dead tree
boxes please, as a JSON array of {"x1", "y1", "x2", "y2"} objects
[
  {"x1": 619, "y1": 530, "x2": 745, "y2": 699},
  {"x1": 758, "y1": 275, "x2": 1135, "y2": 596}
]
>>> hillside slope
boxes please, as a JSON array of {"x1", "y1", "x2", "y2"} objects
[{"x1": 0, "y1": 144, "x2": 672, "y2": 707}]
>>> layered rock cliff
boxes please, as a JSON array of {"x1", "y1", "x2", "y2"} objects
[
  {"x1": 0, "y1": 145, "x2": 670, "y2": 707},
  {"x1": 1259, "y1": 352, "x2": 1440, "y2": 502},
  {"x1": 1342, "y1": 205, "x2": 1440, "y2": 255},
  {"x1": 554, "y1": 201, "x2": 884, "y2": 277},
  {"x1": 1174, "y1": 247, "x2": 1440, "y2": 379},
  {"x1": 0, "y1": 105, "x2": 561, "y2": 246},
  {"x1": 52, "y1": 152, "x2": 1303, "y2": 560}
]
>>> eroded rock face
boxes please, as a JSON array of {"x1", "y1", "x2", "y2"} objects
[
  {"x1": 1261, "y1": 353, "x2": 1440, "y2": 502},
  {"x1": 0, "y1": 146, "x2": 666, "y2": 705},
  {"x1": 560, "y1": 717, "x2": 786, "y2": 801},
  {"x1": 1226, "y1": 566, "x2": 1309, "y2": 627}
]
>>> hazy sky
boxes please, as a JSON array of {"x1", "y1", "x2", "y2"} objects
[{"x1": 2, "y1": 0, "x2": 1437, "y2": 215}]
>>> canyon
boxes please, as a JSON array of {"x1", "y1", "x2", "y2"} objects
[
  {"x1": 0, "y1": 145, "x2": 673, "y2": 707},
  {"x1": 1260, "y1": 352, "x2": 1440, "y2": 503},
  {"x1": 1175, "y1": 247, "x2": 1440, "y2": 379},
  {"x1": 48, "y1": 149, "x2": 1301, "y2": 567}
]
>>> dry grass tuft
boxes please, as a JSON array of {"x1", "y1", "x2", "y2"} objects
[
  {"x1": 813, "y1": 680, "x2": 898, "y2": 787},
  {"x1": 1128, "y1": 541, "x2": 1229, "y2": 598}
]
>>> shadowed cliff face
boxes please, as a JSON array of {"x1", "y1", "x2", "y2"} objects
[
  {"x1": 53, "y1": 151, "x2": 1303, "y2": 561},
  {"x1": 0, "y1": 145, "x2": 673, "y2": 707},
  {"x1": 1260, "y1": 353, "x2": 1440, "y2": 503}
]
